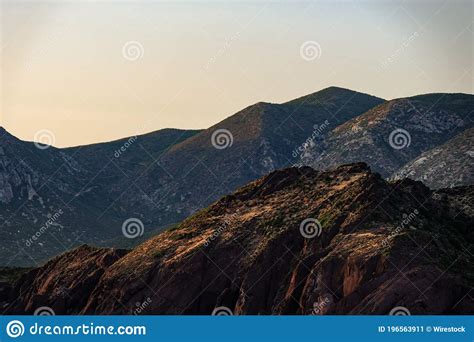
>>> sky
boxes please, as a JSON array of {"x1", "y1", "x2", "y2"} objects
[{"x1": 1, "y1": 0, "x2": 473, "y2": 147}]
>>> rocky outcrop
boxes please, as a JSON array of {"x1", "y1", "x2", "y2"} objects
[
  {"x1": 3, "y1": 245, "x2": 127, "y2": 314},
  {"x1": 4, "y1": 163, "x2": 473, "y2": 315},
  {"x1": 392, "y1": 128, "x2": 474, "y2": 189}
]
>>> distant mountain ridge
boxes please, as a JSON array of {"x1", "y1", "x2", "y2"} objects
[
  {"x1": 0, "y1": 127, "x2": 199, "y2": 266},
  {"x1": 299, "y1": 93, "x2": 474, "y2": 177},
  {"x1": 392, "y1": 127, "x2": 474, "y2": 188},
  {"x1": 1, "y1": 87, "x2": 473, "y2": 267},
  {"x1": 119, "y1": 87, "x2": 384, "y2": 227}
]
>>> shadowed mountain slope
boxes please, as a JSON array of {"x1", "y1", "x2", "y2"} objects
[
  {"x1": 300, "y1": 93, "x2": 474, "y2": 177},
  {"x1": 0, "y1": 127, "x2": 199, "y2": 266},
  {"x1": 109, "y1": 87, "x2": 385, "y2": 227}
]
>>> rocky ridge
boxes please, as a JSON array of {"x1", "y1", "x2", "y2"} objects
[
  {"x1": 392, "y1": 127, "x2": 474, "y2": 188},
  {"x1": 300, "y1": 93, "x2": 473, "y2": 178}
]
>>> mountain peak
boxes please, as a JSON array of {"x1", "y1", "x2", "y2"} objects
[
  {"x1": 317, "y1": 85, "x2": 363, "y2": 95},
  {"x1": 283, "y1": 86, "x2": 385, "y2": 106}
]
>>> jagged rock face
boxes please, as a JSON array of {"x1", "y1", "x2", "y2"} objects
[
  {"x1": 300, "y1": 94, "x2": 474, "y2": 177},
  {"x1": 0, "y1": 152, "x2": 33, "y2": 204},
  {"x1": 4, "y1": 246, "x2": 127, "y2": 314},
  {"x1": 0, "y1": 129, "x2": 91, "y2": 267},
  {"x1": 0, "y1": 130, "x2": 76, "y2": 205},
  {"x1": 5, "y1": 164, "x2": 472, "y2": 315},
  {"x1": 392, "y1": 128, "x2": 474, "y2": 189}
]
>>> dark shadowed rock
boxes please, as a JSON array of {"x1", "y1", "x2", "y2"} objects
[{"x1": 4, "y1": 245, "x2": 128, "y2": 314}]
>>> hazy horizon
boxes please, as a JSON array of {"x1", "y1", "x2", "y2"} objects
[{"x1": 1, "y1": 0, "x2": 473, "y2": 147}]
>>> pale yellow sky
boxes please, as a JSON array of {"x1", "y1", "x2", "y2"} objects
[{"x1": 1, "y1": 0, "x2": 473, "y2": 147}]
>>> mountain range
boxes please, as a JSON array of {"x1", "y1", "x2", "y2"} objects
[
  {"x1": 299, "y1": 93, "x2": 473, "y2": 177},
  {"x1": 0, "y1": 86, "x2": 472, "y2": 267}
]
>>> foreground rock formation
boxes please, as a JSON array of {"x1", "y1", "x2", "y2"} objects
[{"x1": 3, "y1": 163, "x2": 473, "y2": 315}]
